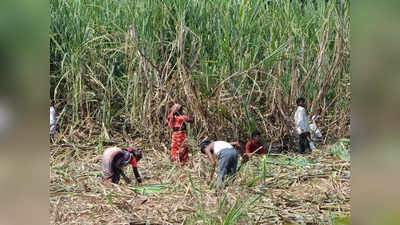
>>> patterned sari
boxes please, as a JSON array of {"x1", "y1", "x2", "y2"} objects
[
  {"x1": 167, "y1": 104, "x2": 190, "y2": 166},
  {"x1": 171, "y1": 130, "x2": 189, "y2": 166}
]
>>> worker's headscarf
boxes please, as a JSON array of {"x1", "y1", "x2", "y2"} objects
[
  {"x1": 128, "y1": 147, "x2": 143, "y2": 161},
  {"x1": 312, "y1": 115, "x2": 321, "y2": 122},
  {"x1": 167, "y1": 104, "x2": 182, "y2": 128},
  {"x1": 170, "y1": 104, "x2": 182, "y2": 113}
]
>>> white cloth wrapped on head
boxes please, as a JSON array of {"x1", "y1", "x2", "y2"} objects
[{"x1": 311, "y1": 115, "x2": 320, "y2": 121}]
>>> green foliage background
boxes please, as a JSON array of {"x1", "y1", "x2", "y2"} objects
[{"x1": 50, "y1": 0, "x2": 350, "y2": 142}]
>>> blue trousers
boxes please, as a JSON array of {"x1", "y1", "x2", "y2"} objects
[{"x1": 216, "y1": 148, "x2": 238, "y2": 188}]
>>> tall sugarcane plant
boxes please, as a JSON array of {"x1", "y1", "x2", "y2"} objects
[{"x1": 50, "y1": 0, "x2": 350, "y2": 143}]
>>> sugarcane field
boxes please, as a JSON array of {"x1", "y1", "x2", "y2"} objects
[{"x1": 50, "y1": 0, "x2": 350, "y2": 224}]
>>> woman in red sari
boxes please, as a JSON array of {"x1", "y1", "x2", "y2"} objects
[{"x1": 167, "y1": 104, "x2": 193, "y2": 166}]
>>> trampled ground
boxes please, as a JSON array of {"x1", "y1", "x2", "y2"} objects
[{"x1": 50, "y1": 138, "x2": 350, "y2": 225}]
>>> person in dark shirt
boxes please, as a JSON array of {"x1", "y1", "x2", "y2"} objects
[{"x1": 245, "y1": 130, "x2": 264, "y2": 157}]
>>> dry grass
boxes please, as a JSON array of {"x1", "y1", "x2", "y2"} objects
[
  {"x1": 50, "y1": 134, "x2": 350, "y2": 225},
  {"x1": 49, "y1": 1, "x2": 350, "y2": 223}
]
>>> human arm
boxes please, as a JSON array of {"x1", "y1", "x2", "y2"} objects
[
  {"x1": 231, "y1": 141, "x2": 245, "y2": 156},
  {"x1": 129, "y1": 158, "x2": 142, "y2": 183},
  {"x1": 120, "y1": 169, "x2": 131, "y2": 184},
  {"x1": 230, "y1": 142, "x2": 242, "y2": 152},
  {"x1": 180, "y1": 115, "x2": 193, "y2": 123},
  {"x1": 245, "y1": 141, "x2": 251, "y2": 156},
  {"x1": 204, "y1": 143, "x2": 216, "y2": 184},
  {"x1": 132, "y1": 167, "x2": 142, "y2": 183},
  {"x1": 256, "y1": 141, "x2": 265, "y2": 155},
  {"x1": 259, "y1": 143, "x2": 265, "y2": 155},
  {"x1": 166, "y1": 112, "x2": 174, "y2": 127},
  {"x1": 232, "y1": 141, "x2": 249, "y2": 162}
]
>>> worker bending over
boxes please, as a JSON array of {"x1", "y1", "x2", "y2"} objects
[
  {"x1": 102, "y1": 146, "x2": 142, "y2": 184},
  {"x1": 200, "y1": 140, "x2": 248, "y2": 188}
]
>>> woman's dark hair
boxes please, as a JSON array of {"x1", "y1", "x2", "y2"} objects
[
  {"x1": 252, "y1": 130, "x2": 261, "y2": 138},
  {"x1": 296, "y1": 97, "x2": 305, "y2": 106},
  {"x1": 199, "y1": 140, "x2": 211, "y2": 154}
]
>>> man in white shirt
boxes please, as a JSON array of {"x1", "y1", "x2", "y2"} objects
[
  {"x1": 294, "y1": 97, "x2": 311, "y2": 153},
  {"x1": 199, "y1": 140, "x2": 248, "y2": 188}
]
